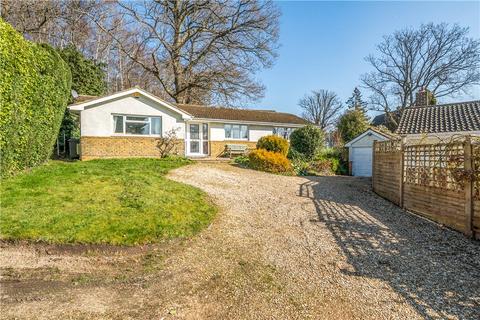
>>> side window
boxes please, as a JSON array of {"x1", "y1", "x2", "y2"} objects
[
  {"x1": 113, "y1": 115, "x2": 124, "y2": 133},
  {"x1": 151, "y1": 117, "x2": 162, "y2": 135}
]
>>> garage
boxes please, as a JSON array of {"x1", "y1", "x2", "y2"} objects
[
  {"x1": 345, "y1": 128, "x2": 391, "y2": 177},
  {"x1": 351, "y1": 147, "x2": 373, "y2": 176}
]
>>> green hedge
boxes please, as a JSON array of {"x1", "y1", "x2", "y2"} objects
[{"x1": 0, "y1": 19, "x2": 72, "y2": 178}]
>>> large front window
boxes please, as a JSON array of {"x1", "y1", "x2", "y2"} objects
[
  {"x1": 113, "y1": 115, "x2": 162, "y2": 135},
  {"x1": 225, "y1": 124, "x2": 248, "y2": 140}
]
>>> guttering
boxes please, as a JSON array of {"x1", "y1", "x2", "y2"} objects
[{"x1": 188, "y1": 117, "x2": 307, "y2": 127}]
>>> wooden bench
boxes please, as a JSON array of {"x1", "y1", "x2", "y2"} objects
[{"x1": 225, "y1": 144, "x2": 248, "y2": 158}]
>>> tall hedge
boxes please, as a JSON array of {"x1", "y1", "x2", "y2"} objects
[
  {"x1": 0, "y1": 19, "x2": 72, "y2": 178},
  {"x1": 58, "y1": 45, "x2": 107, "y2": 96},
  {"x1": 56, "y1": 46, "x2": 107, "y2": 140}
]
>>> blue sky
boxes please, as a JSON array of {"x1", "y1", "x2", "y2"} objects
[{"x1": 252, "y1": 1, "x2": 480, "y2": 116}]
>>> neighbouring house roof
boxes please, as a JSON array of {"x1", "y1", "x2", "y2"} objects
[
  {"x1": 175, "y1": 103, "x2": 309, "y2": 126},
  {"x1": 68, "y1": 87, "x2": 309, "y2": 126},
  {"x1": 371, "y1": 110, "x2": 402, "y2": 129},
  {"x1": 344, "y1": 127, "x2": 394, "y2": 147},
  {"x1": 396, "y1": 100, "x2": 480, "y2": 135},
  {"x1": 369, "y1": 126, "x2": 397, "y2": 139}
]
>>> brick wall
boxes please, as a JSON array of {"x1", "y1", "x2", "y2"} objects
[
  {"x1": 210, "y1": 140, "x2": 257, "y2": 157},
  {"x1": 80, "y1": 136, "x2": 185, "y2": 160}
]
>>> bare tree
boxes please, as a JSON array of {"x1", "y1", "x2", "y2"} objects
[
  {"x1": 0, "y1": 0, "x2": 62, "y2": 35},
  {"x1": 91, "y1": 0, "x2": 280, "y2": 106},
  {"x1": 362, "y1": 23, "x2": 480, "y2": 128},
  {"x1": 2, "y1": 1, "x2": 150, "y2": 95},
  {"x1": 1, "y1": 0, "x2": 104, "y2": 48},
  {"x1": 3, "y1": 1, "x2": 280, "y2": 106},
  {"x1": 299, "y1": 90, "x2": 343, "y2": 130}
]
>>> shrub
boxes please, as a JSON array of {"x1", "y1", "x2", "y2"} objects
[
  {"x1": 0, "y1": 19, "x2": 72, "y2": 178},
  {"x1": 234, "y1": 155, "x2": 250, "y2": 167},
  {"x1": 248, "y1": 149, "x2": 293, "y2": 174},
  {"x1": 287, "y1": 148, "x2": 307, "y2": 161},
  {"x1": 256, "y1": 135, "x2": 289, "y2": 156},
  {"x1": 156, "y1": 128, "x2": 181, "y2": 157},
  {"x1": 291, "y1": 158, "x2": 310, "y2": 176},
  {"x1": 309, "y1": 159, "x2": 336, "y2": 175},
  {"x1": 289, "y1": 125, "x2": 325, "y2": 160},
  {"x1": 315, "y1": 147, "x2": 348, "y2": 175}
]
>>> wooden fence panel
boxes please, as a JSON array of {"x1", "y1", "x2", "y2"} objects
[
  {"x1": 373, "y1": 138, "x2": 478, "y2": 239},
  {"x1": 474, "y1": 199, "x2": 480, "y2": 237},
  {"x1": 372, "y1": 141, "x2": 401, "y2": 205},
  {"x1": 473, "y1": 143, "x2": 480, "y2": 237},
  {"x1": 403, "y1": 185, "x2": 466, "y2": 231}
]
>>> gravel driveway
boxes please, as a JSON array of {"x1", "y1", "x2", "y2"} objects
[{"x1": 1, "y1": 163, "x2": 479, "y2": 319}]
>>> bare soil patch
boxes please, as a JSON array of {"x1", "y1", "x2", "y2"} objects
[{"x1": 1, "y1": 163, "x2": 479, "y2": 319}]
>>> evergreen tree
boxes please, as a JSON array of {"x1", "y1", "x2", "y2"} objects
[
  {"x1": 58, "y1": 46, "x2": 107, "y2": 96},
  {"x1": 337, "y1": 108, "x2": 370, "y2": 143},
  {"x1": 56, "y1": 46, "x2": 107, "y2": 146},
  {"x1": 345, "y1": 87, "x2": 367, "y2": 111}
]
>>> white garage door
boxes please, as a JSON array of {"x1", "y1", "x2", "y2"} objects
[{"x1": 352, "y1": 147, "x2": 373, "y2": 177}]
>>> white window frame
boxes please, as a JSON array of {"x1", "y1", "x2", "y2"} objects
[
  {"x1": 273, "y1": 127, "x2": 294, "y2": 140},
  {"x1": 224, "y1": 124, "x2": 249, "y2": 140},
  {"x1": 112, "y1": 114, "x2": 162, "y2": 137}
]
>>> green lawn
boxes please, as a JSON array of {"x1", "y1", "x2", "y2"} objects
[{"x1": 0, "y1": 158, "x2": 216, "y2": 245}]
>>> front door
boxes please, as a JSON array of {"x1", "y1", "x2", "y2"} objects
[{"x1": 187, "y1": 123, "x2": 209, "y2": 156}]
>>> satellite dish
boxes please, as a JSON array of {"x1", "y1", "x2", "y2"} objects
[{"x1": 71, "y1": 89, "x2": 79, "y2": 99}]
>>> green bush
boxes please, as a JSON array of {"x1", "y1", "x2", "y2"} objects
[
  {"x1": 289, "y1": 124, "x2": 325, "y2": 160},
  {"x1": 234, "y1": 155, "x2": 250, "y2": 167},
  {"x1": 309, "y1": 159, "x2": 336, "y2": 175},
  {"x1": 256, "y1": 135, "x2": 289, "y2": 156},
  {"x1": 248, "y1": 149, "x2": 293, "y2": 174},
  {"x1": 315, "y1": 147, "x2": 348, "y2": 175},
  {"x1": 291, "y1": 158, "x2": 310, "y2": 176},
  {"x1": 0, "y1": 19, "x2": 72, "y2": 178}
]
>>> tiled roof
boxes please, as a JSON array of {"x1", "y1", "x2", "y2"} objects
[
  {"x1": 69, "y1": 87, "x2": 309, "y2": 126},
  {"x1": 371, "y1": 110, "x2": 401, "y2": 127},
  {"x1": 396, "y1": 100, "x2": 480, "y2": 134},
  {"x1": 175, "y1": 103, "x2": 309, "y2": 125}
]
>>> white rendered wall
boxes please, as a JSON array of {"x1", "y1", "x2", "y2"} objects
[{"x1": 80, "y1": 96, "x2": 185, "y2": 138}]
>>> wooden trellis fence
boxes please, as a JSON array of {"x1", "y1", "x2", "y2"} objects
[{"x1": 373, "y1": 136, "x2": 479, "y2": 239}]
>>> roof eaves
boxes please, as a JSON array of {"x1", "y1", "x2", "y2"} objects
[
  {"x1": 344, "y1": 128, "x2": 392, "y2": 147},
  {"x1": 67, "y1": 87, "x2": 192, "y2": 119}
]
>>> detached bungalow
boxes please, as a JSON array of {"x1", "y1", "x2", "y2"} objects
[{"x1": 68, "y1": 87, "x2": 309, "y2": 160}]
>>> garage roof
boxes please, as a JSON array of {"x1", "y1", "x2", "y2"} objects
[{"x1": 344, "y1": 128, "x2": 393, "y2": 147}]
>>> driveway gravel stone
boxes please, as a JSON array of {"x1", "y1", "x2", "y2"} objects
[
  {"x1": 1, "y1": 163, "x2": 479, "y2": 319},
  {"x1": 166, "y1": 163, "x2": 480, "y2": 319}
]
